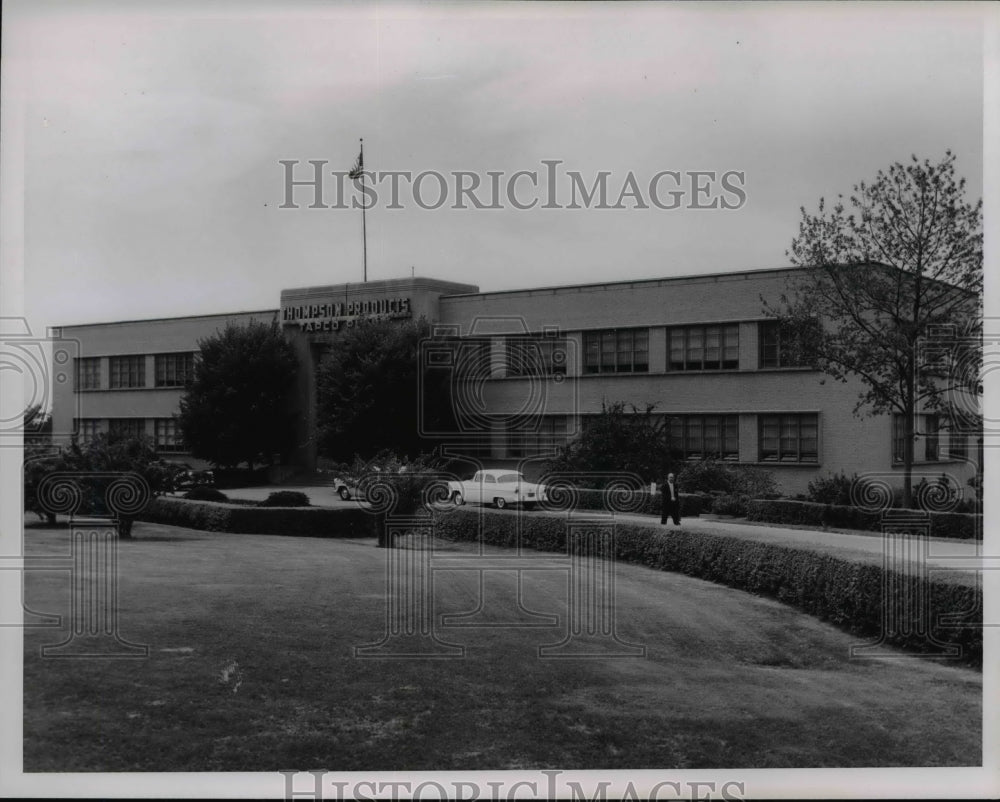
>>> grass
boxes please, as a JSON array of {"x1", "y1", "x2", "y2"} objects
[{"x1": 23, "y1": 520, "x2": 981, "y2": 771}]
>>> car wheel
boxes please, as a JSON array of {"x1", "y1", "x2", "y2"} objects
[
  {"x1": 453, "y1": 492, "x2": 464, "y2": 506},
  {"x1": 495, "y1": 497, "x2": 507, "y2": 510},
  {"x1": 338, "y1": 487, "x2": 351, "y2": 501}
]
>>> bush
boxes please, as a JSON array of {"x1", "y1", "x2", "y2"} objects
[
  {"x1": 745, "y1": 499, "x2": 982, "y2": 540},
  {"x1": 434, "y1": 508, "x2": 981, "y2": 667},
  {"x1": 710, "y1": 493, "x2": 749, "y2": 517},
  {"x1": 807, "y1": 471, "x2": 856, "y2": 505},
  {"x1": 259, "y1": 490, "x2": 310, "y2": 507},
  {"x1": 184, "y1": 487, "x2": 229, "y2": 502},
  {"x1": 139, "y1": 496, "x2": 375, "y2": 537},
  {"x1": 676, "y1": 460, "x2": 734, "y2": 494},
  {"x1": 676, "y1": 460, "x2": 779, "y2": 500}
]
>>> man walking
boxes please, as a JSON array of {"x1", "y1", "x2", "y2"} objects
[{"x1": 660, "y1": 472, "x2": 681, "y2": 527}]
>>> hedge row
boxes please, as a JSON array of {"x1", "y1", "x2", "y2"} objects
[
  {"x1": 138, "y1": 496, "x2": 376, "y2": 538},
  {"x1": 745, "y1": 499, "x2": 982, "y2": 541},
  {"x1": 434, "y1": 509, "x2": 982, "y2": 667},
  {"x1": 569, "y1": 489, "x2": 703, "y2": 517}
]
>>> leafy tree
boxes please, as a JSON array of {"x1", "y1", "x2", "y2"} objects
[
  {"x1": 770, "y1": 152, "x2": 982, "y2": 508},
  {"x1": 336, "y1": 450, "x2": 452, "y2": 547},
  {"x1": 23, "y1": 404, "x2": 52, "y2": 444},
  {"x1": 178, "y1": 320, "x2": 298, "y2": 470},
  {"x1": 316, "y1": 318, "x2": 451, "y2": 461},
  {"x1": 545, "y1": 401, "x2": 675, "y2": 486},
  {"x1": 25, "y1": 433, "x2": 175, "y2": 538}
]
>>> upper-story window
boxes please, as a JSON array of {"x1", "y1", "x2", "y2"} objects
[
  {"x1": 759, "y1": 320, "x2": 813, "y2": 368},
  {"x1": 584, "y1": 328, "x2": 649, "y2": 374},
  {"x1": 668, "y1": 325, "x2": 739, "y2": 371},
  {"x1": 155, "y1": 352, "x2": 195, "y2": 387},
  {"x1": 109, "y1": 355, "x2": 145, "y2": 389},
  {"x1": 505, "y1": 337, "x2": 568, "y2": 377},
  {"x1": 75, "y1": 358, "x2": 101, "y2": 391},
  {"x1": 74, "y1": 418, "x2": 101, "y2": 443}
]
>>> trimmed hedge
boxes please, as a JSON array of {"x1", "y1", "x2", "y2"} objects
[
  {"x1": 746, "y1": 499, "x2": 982, "y2": 541},
  {"x1": 260, "y1": 490, "x2": 311, "y2": 507},
  {"x1": 138, "y1": 496, "x2": 375, "y2": 538},
  {"x1": 434, "y1": 509, "x2": 982, "y2": 667},
  {"x1": 183, "y1": 487, "x2": 229, "y2": 502},
  {"x1": 569, "y1": 489, "x2": 703, "y2": 518}
]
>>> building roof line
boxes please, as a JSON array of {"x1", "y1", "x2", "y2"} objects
[{"x1": 55, "y1": 309, "x2": 280, "y2": 330}]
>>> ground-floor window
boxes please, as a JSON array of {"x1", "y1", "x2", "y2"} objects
[
  {"x1": 892, "y1": 413, "x2": 940, "y2": 463},
  {"x1": 759, "y1": 413, "x2": 818, "y2": 463},
  {"x1": 108, "y1": 418, "x2": 146, "y2": 440},
  {"x1": 74, "y1": 418, "x2": 101, "y2": 443},
  {"x1": 154, "y1": 418, "x2": 185, "y2": 452},
  {"x1": 668, "y1": 414, "x2": 739, "y2": 460},
  {"x1": 506, "y1": 416, "x2": 569, "y2": 457}
]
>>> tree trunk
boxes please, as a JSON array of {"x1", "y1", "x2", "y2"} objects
[
  {"x1": 902, "y1": 408, "x2": 915, "y2": 510},
  {"x1": 117, "y1": 517, "x2": 134, "y2": 539}
]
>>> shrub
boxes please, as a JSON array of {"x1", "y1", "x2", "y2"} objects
[
  {"x1": 745, "y1": 499, "x2": 981, "y2": 540},
  {"x1": 259, "y1": 490, "x2": 310, "y2": 507},
  {"x1": 139, "y1": 497, "x2": 375, "y2": 538},
  {"x1": 710, "y1": 493, "x2": 749, "y2": 517},
  {"x1": 676, "y1": 460, "x2": 779, "y2": 500},
  {"x1": 729, "y1": 465, "x2": 780, "y2": 499},
  {"x1": 434, "y1": 508, "x2": 981, "y2": 667},
  {"x1": 807, "y1": 471, "x2": 856, "y2": 506},
  {"x1": 184, "y1": 487, "x2": 230, "y2": 502}
]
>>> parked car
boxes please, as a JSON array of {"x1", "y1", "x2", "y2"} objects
[
  {"x1": 332, "y1": 475, "x2": 361, "y2": 501},
  {"x1": 169, "y1": 463, "x2": 216, "y2": 491},
  {"x1": 447, "y1": 469, "x2": 546, "y2": 509}
]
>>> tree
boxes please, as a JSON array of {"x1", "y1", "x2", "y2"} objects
[
  {"x1": 315, "y1": 318, "x2": 451, "y2": 461},
  {"x1": 545, "y1": 401, "x2": 675, "y2": 486},
  {"x1": 23, "y1": 404, "x2": 52, "y2": 444},
  {"x1": 771, "y1": 152, "x2": 982, "y2": 508},
  {"x1": 25, "y1": 433, "x2": 175, "y2": 538},
  {"x1": 178, "y1": 320, "x2": 298, "y2": 470}
]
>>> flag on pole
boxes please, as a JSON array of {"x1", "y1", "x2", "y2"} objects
[{"x1": 348, "y1": 147, "x2": 364, "y2": 179}]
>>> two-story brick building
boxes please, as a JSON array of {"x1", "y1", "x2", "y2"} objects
[{"x1": 49, "y1": 267, "x2": 978, "y2": 496}]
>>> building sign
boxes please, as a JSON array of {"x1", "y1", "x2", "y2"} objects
[{"x1": 282, "y1": 297, "x2": 412, "y2": 332}]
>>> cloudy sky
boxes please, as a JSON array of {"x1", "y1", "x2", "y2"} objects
[{"x1": 3, "y1": 1, "x2": 989, "y2": 333}]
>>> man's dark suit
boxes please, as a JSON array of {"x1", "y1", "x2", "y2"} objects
[{"x1": 660, "y1": 478, "x2": 681, "y2": 525}]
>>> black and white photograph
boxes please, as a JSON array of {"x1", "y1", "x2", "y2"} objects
[{"x1": 1, "y1": 1, "x2": 996, "y2": 798}]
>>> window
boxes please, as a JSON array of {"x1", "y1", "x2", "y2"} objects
[
  {"x1": 155, "y1": 352, "x2": 195, "y2": 387},
  {"x1": 75, "y1": 358, "x2": 101, "y2": 390},
  {"x1": 892, "y1": 413, "x2": 941, "y2": 463},
  {"x1": 74, "y1": 418, "x2": 101, "y2": 443},
  {"x1": 948, "y1": 429, "x2": 968, "y2": 461},
  {"x1": 759, "y1": 321, "x2": 811, "y2": 368},
  {"x1": 506, "y1": 416, "x2": 569, "y2": 458},
  {"x1": 505, "y1": 337, "x2": 568, "y2": 377},
  {"x1": 668, "y1": 325, "x2": 739, "y2": 371},
  {"x1": 109, "y1": 355, "x2": 145, "y2": 389},
  {"x1": 924, "y1": 414, "x2": 939, "y2": 462},
  {"x1": 583, "y1": 329, "x2": 648, "y2": 374},
  {"x1": 669, "y1": 415, "x2": 739, "y2": 460},
  {"x1": 759, "y1": 413, "x2": 818, "y2": 463},
  {"x1": 154, "y1": 418, "x2": 185, "y2": 452},
  {"x1": 108, "y1": 418, "x2": 145, "y2": 439}
]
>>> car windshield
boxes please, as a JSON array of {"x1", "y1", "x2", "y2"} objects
[{"x1": 497, "y1": 474, "x2": 522, "y2": 484}]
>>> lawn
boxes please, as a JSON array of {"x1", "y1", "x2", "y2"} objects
[{"x1": 23, "y1": 520, "x2": 981, "y2": 771}]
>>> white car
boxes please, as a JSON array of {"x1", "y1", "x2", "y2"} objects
[{"x1": 448, "y1": 470, "x2": 546, "y2": 509}]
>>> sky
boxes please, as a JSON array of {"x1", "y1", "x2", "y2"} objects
[{"x1": 2, "y1": 0, "x2": 990, "y2": 334}]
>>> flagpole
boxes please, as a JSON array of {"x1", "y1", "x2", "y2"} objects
[{"x1": 360, "y1": 138, "x2": 367, "y2": 283}]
